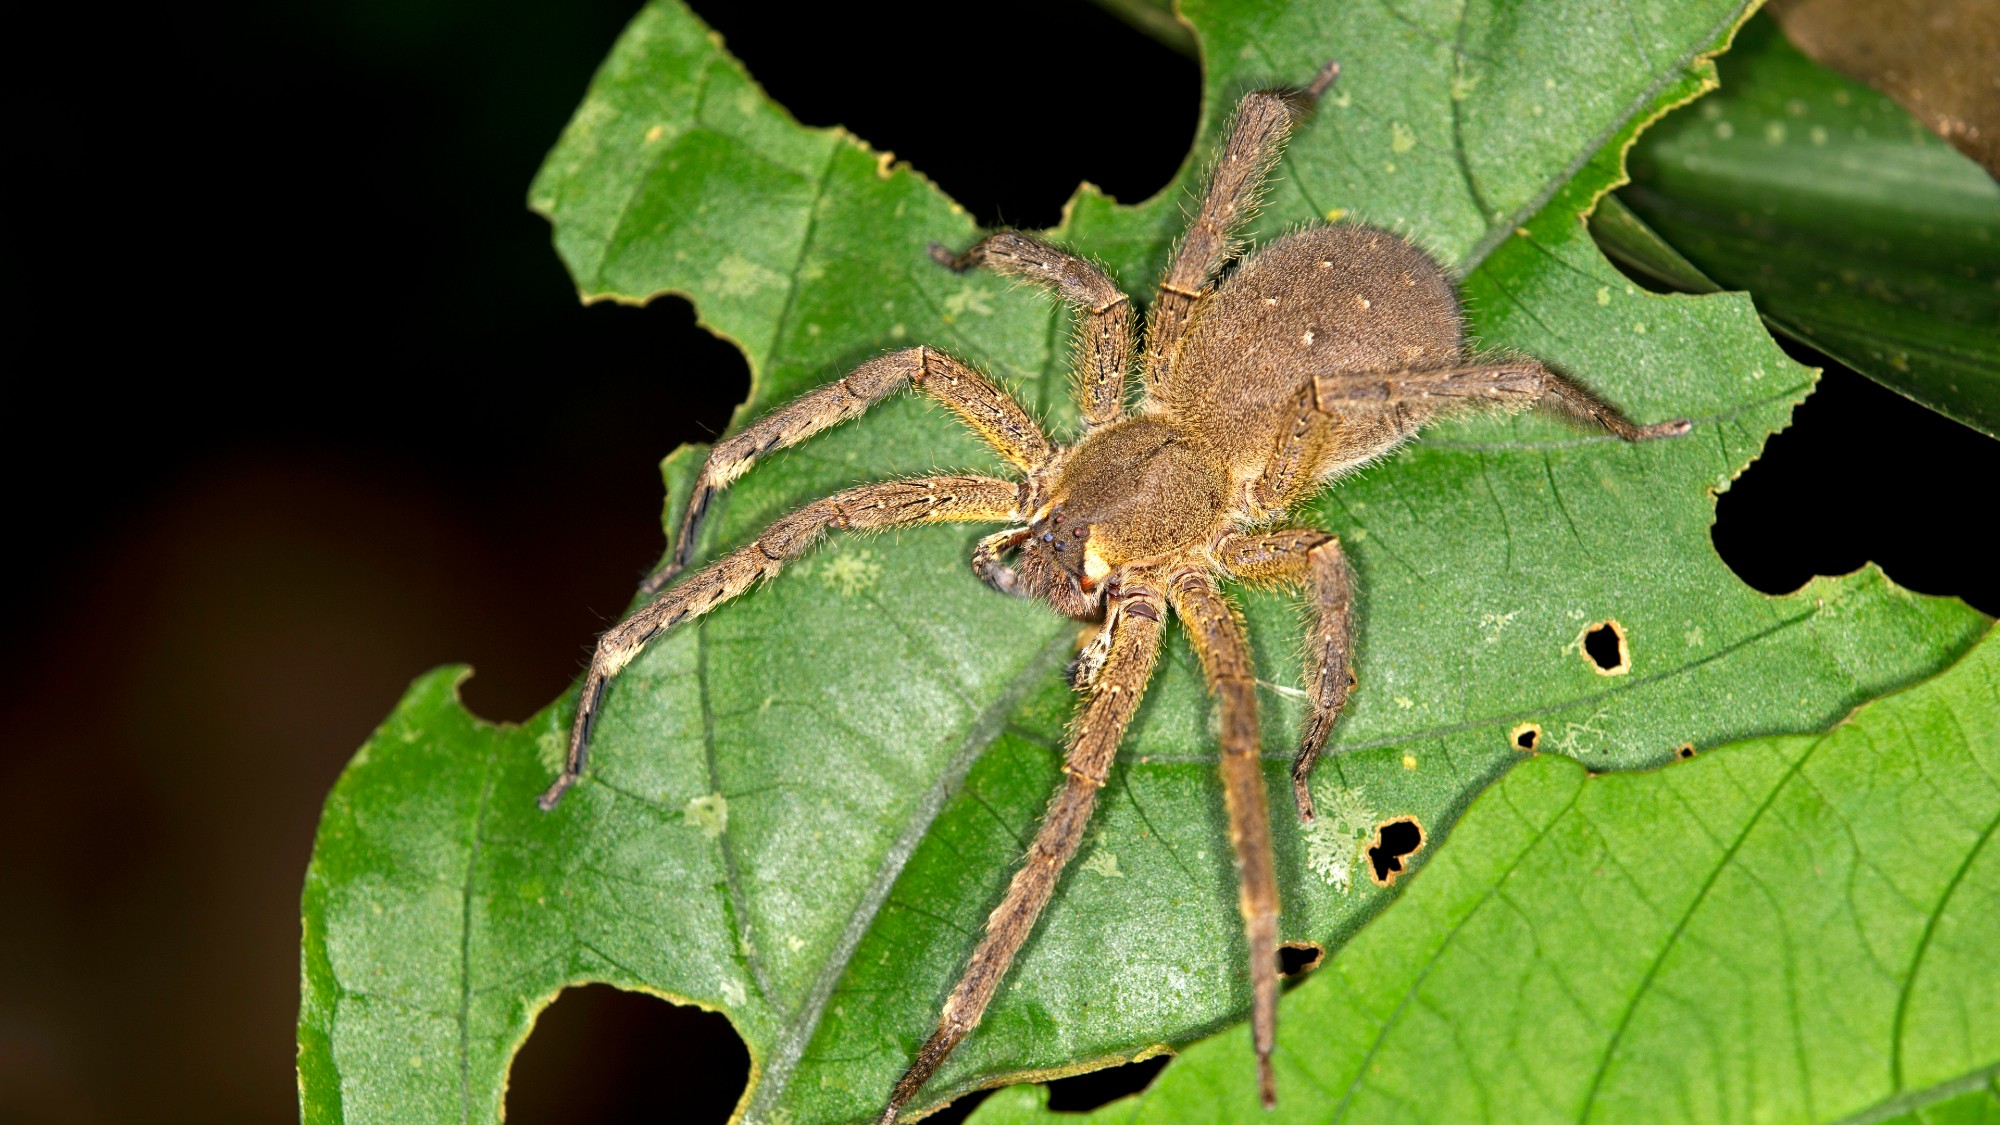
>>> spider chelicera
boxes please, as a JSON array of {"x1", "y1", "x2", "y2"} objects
[{"x1": 537, "y1": 61, "x2": 1688, "y2": 1123}]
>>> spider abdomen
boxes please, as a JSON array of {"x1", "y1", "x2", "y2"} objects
[{"x1": 1165, "y1": 223, "x2": 1465, "y2": 478}]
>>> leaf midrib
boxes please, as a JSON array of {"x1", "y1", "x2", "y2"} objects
[{"x1": 738, "y1": 626, "x2": 1076, "y2": 1121}]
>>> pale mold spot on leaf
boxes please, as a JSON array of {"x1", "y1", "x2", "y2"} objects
[
  {"x1": 1596, "y1": 287, "x2": 1611, "y2": 306},
  {"x1": 720, "y1": 978, "x2": 746, "y2": 1008},
  {"x1": 819, "y1": 548, "x2": 881, "y2": 596},
  {"x1": 1365, "y1": 817, "x2": 1426, "y2": 886},
  {"x1": 1323, "y1": 208, "x2": 1346, "y2": 223},
  {"x1": 683, "y1": 793, "x2": 728, "y2": 839},
  {"x1": 1632, "y1": 322, "x2": 1648, "y2": 335},
  {"x1": 943, "y1": 287, "x2": 993, "y2": 319},
  {"x1": 787, "y1": 935, "x2": 806, "y2": 952},
  {"x1": 1685, "y1": 623, "x2": 1705, "y2": 647},
  {"x1": 1579, "y1": 620, "x2": 1631, "y2": 675},
  {"x1": 1550, "y1": 708, "x2": 1612, "y2": 757},
  {"x1": 1080, "y1": 850, "x2": 1123, "y2": 878},
  {"x1": 643, "y1": 124, "x2": 663, "y2": 143},
  {"x1": 1390, "y1": 123, "x2": 1416, "y2": 153},
  {"x1": 1401, "y1": 753, "x2": 1418, "y2": 771},
  {"x1": 805, "y1": 323, "x2": 821, "y2": 337},
  {"x1": 1349, "y1": 527, "x2": 1366, "y2": 541},
  {"x1": 1383, "y1": 162, "x2": 1397, "y2": 173},
  {"x1": 1326, "y1": 89, "x2": 1352, "y2": 108},
  {"x1": 1511, "y1": 722, "x2": 1542, "y2": 752},
  {"x1": 1544, "y1": 77, "x2": 1557, "y2": 90},
  {"x1": 890, "y1": 323, "x2": 907, "y2": 339},
  {"x1": 1301, "y1": 783, "x2": 1374, "y2": 891},
  {"x1": 1394, "y1": 695, "x2": 1413, "y2": 709},
  {"x1": 1531, "y1": 104, "x2": 1544, "y2": 117},
  {"x1": 1479, "y1": 609, "x2": 1520, "y2": 643},
  {"x1": 713, "y1": 255, "x2": 780, "y2": 298}
]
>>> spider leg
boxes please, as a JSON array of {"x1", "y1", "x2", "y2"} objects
[
  {"x1": 970, "y1": 526, "x2": 1032, "y2": 597},
  {"x1": 1215, "y1": 529, "x2": 1353, "y2": 823},
  {"x1": 1166, "y1": 566, "x2": 1282, "y2": 1109},
  {"x1": 932, "y1": 232, "x2": 1135, "y2": 431},
  {"x1": 540, "y1": 475, "x2": 1022, "y2": 810},
  {"x1": 879, "y1": 576, "x2": 1167, "y2": 1124},
  {"x1": 1145, "y1": 61, "x2": 1340, "y2": 395},
  {"x1": 1312, "y1": 360, "x2": 1692, "y2": 440},
  {"x1": 643, "y1": 346, "x2": 1052, "y2": 594}
]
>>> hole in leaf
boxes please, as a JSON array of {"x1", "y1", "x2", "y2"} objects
[
  {"x1": 685, "y1": 0, "x2": 1199, "y2": 231},
  {"x1": 1511, "y1": 722, "x2": 1542, "y2": 752},
  {"x1": 507, "y1": 984, "x2": 748, "y2": 1124},
  {"x1": 1044, "y1": 1054, "x2": 1173, "y2": 1111},
  {"x1": 1279, "y1": 941, "x2": 1324, "y2": 978},
  {"x1": 1709, "y1": 354, "x2": 2000, "y2": 616},
  {"x1": 1580, "y1": 620, "x2": 1630, "y2": 676},
  {"x1": 1676, "y1": 742, "x2": 1697, "y2": 759},
  {"x1": 911, "y1": 1088, "x2": 995, "y2": 1124},
  {"x1": 1366, "y1": 817, "x2": 1426, "y2": 886}
]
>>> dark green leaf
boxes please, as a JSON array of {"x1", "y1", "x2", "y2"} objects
[
  {"x1": 973, "y1": 627, "x2": 2000, "y2": 1125},
  {"x1": 299, "y1": 3, "x2": 1991, "y2": 1123},
  {"x1": 1609, "y1": 15, "x2": 2000, "y2": 437}
]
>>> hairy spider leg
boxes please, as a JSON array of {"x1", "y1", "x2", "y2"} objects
[
  {"x1": 1216, "y1": 529, "x2": 1354, "y2": 822},
  {"x1": 1311, "y1": 360, "x2": 1693, "y2": 441},
  {"x1": 880, "y1": 577, "x2": 1168, "y2": 1124},
  {"x1": 970, "y1": 526, "x2": 1032, "y2": 598},
  {"x1": 933, "y1": 232, "x2": 1135, "y2": 432},
  {"x1": 539, "y1": 475, "x2": 1021, "y2": 810},
  {"x1": 1144, "y1": 61, "x2": 1340, "y2": 396},
  {"x1": 642, "y1": 346, "x2": 1053, "y2": 595},
  {"x1": 1166, "y1": 567, "x2": 1281, "y2": 1108}
]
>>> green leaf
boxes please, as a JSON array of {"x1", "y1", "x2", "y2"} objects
[
  {"x1": 1604, "y1": 15, "x2": 2000, "y2": 437},
  {"x1": 299, "y1": 2, "x2": 1992, "y2": 1123},
  {"x1": 972, "y1": 626, "x2": 2000, "y2": 1125}
]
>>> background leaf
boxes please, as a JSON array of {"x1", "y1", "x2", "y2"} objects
[
  {"x1": 1606, "y1": 15, "x2": 2000, "y2": 437},
  {"x1": 299, "y1": 2, "x2": 1992, "y2": 1123},
  {"x1": 973, "y1": 626, "x2": 2000, "y2": 1125}
]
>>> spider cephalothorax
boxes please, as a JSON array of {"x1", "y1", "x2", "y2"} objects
[{"x1": 537, "y1": 60, "x2": 1688, "y2": 1123}]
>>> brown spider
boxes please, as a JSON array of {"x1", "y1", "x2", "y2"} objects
[{"x1": 537, "y1": 62, "x2": 1687, "y2": 1123}]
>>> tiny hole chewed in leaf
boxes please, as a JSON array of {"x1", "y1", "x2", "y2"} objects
[
  {"x1": 1366, "y1": 817, "x2": 1427, "y2": 886},
  {"x1": 1676, "y1": 742, "x2": 1697, "y2": 759},
  {"x1": 1279, "y1": 941, "x2": 1325, "y2": 978},
  {"x1": 1580, "y1": 620, "x2": 1631, "y2": 675},
  {"x1": 1511, "y1": 722, "x2": 1542, "y2": 752}
]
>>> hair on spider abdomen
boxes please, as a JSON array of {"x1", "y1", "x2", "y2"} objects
[{"x1": 536, "y1": 59, "x2": 1689, "y2": 1124}]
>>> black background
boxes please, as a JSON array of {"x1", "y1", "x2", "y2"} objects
[{"x1": 3, "y1": 1, "x2": 1993, "y2": 1122}]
